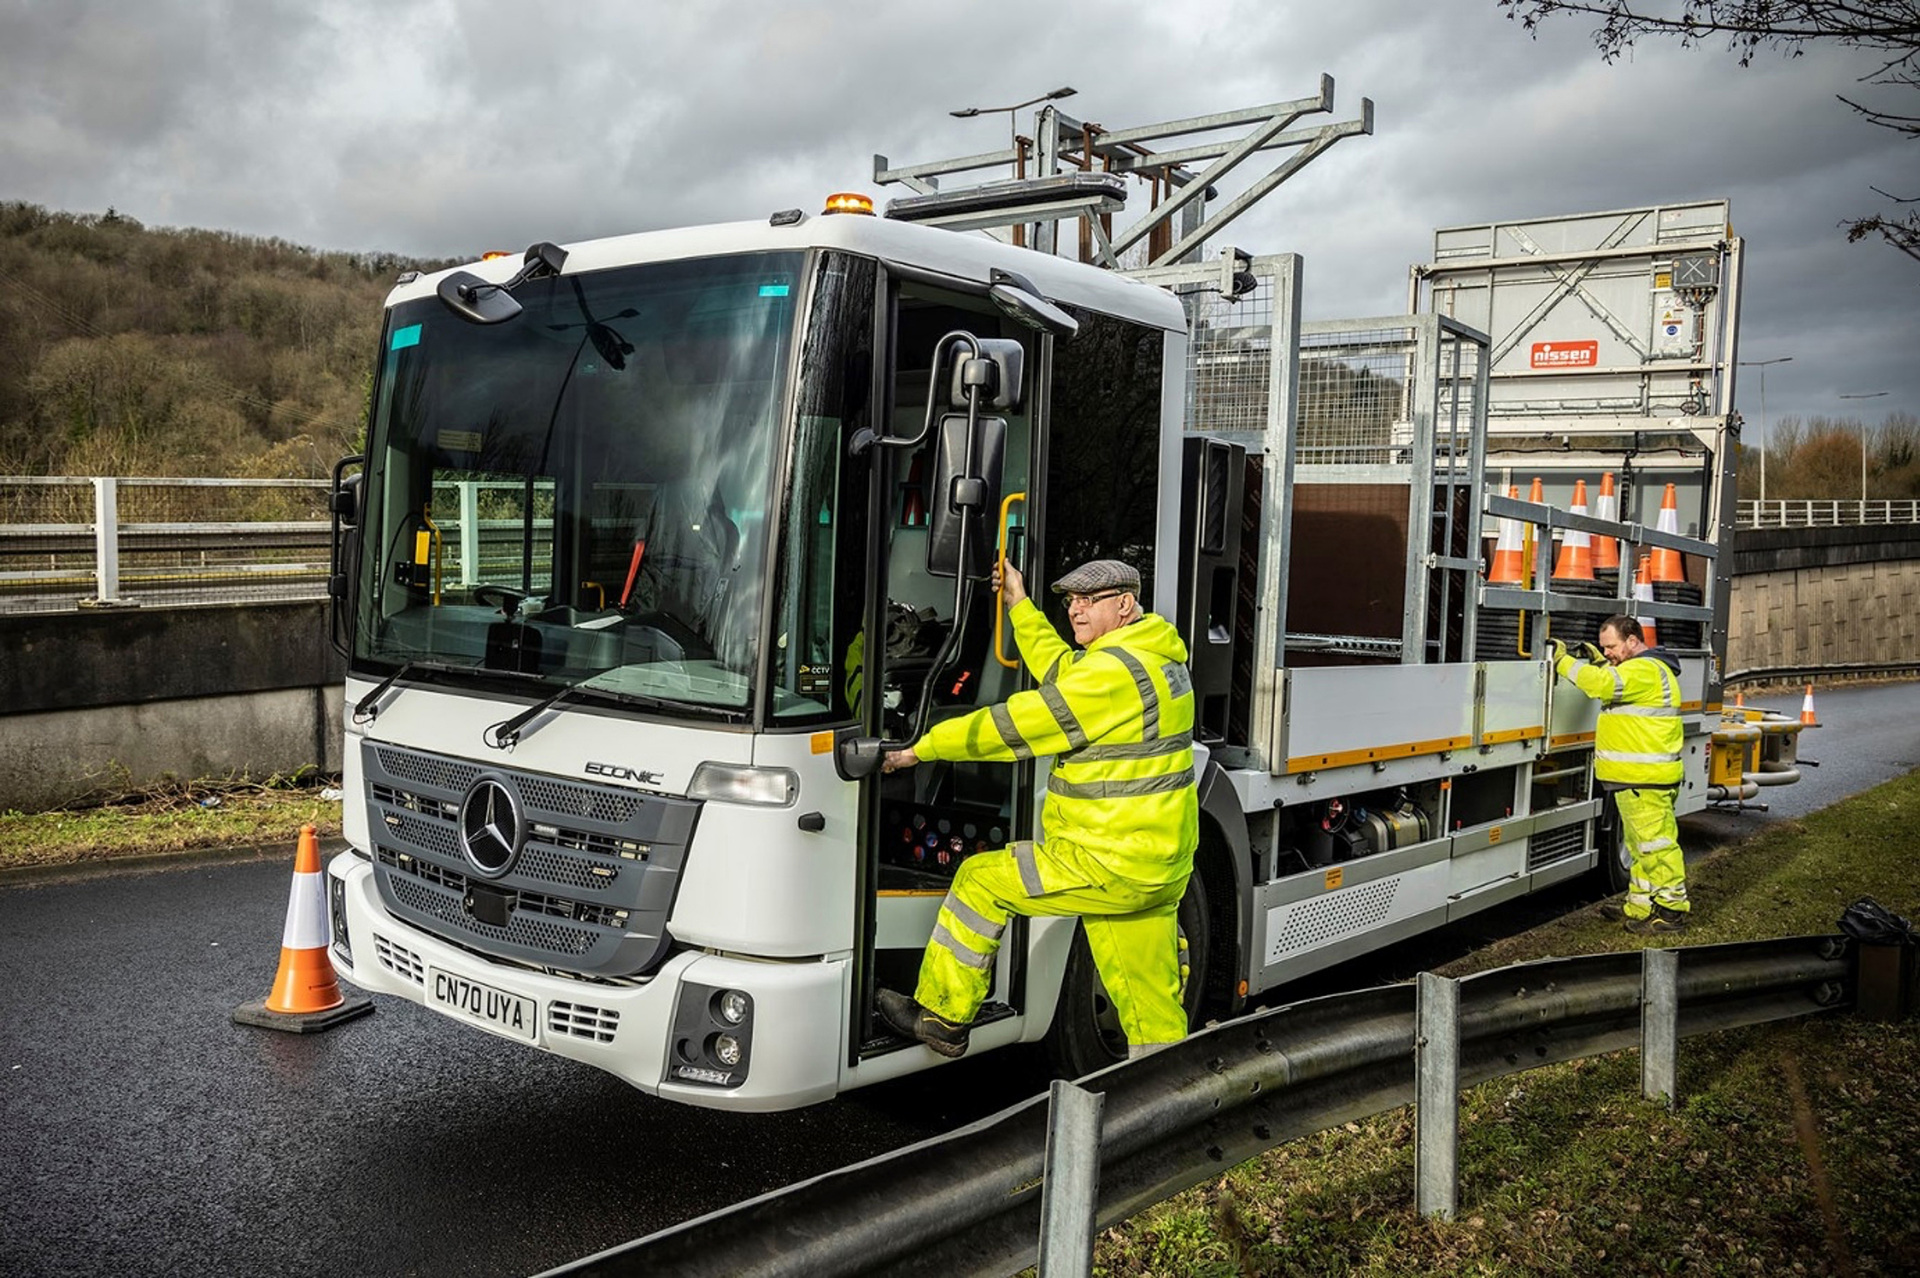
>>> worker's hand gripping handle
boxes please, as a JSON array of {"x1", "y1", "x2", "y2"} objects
[{"x1": 994, "y1": 492, "x2": 1027, "y2": 669}]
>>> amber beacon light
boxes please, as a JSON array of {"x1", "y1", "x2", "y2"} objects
[{"x1": 822, "y1": 192, "x2": 875, "y2": 216}]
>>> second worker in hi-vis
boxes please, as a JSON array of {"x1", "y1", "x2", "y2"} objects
[{"x1": 875, "y1": 557, "x2": 1199, "y2": 1059}]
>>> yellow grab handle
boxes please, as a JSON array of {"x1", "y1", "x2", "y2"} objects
[{"x1": 994, "y1": 491, "x2": 1028, "y2": 669}]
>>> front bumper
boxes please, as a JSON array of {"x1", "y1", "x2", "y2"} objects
[{"x1": 326, "y1": 851, "x2": 848, "y2": 1111}]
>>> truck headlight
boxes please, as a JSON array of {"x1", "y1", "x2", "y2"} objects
[
  {"x1": 711, "y1": 1033, "x2": 744, "y2": 1068},
  {"x1": 716, "y1": 989, "x2": 751, "y2": 1025}
]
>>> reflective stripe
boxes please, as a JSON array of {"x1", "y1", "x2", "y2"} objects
[
  {"x1": 1607, "y1": 668, "x2": 1625, "y2": 703},
  {"x1": 1653, "y1": 885, "x2": 1690, "y2": 906},
  {"x1": 1013, "y1": 841, "x2": 1045, "y2": 896},
  {"x1": 1038, "y1": 685, "x2": 1089, "y2": 750},
  {"x1": 1105, "y1": 648, "x2": 1161, "y2": 740},
  {"x1": 1598, "y1": 749, "x2": 1683, "y2": 764},
  {"x1": 1043, "y1": 655, "x2": 1065, "y2": 686},
  {"x1": 1626, "y1": 889, "x2": 1652, "y2": 908},
  {"x1": 1048, "y1": 768, "x2": 1196, "y2": 800},
  {"x1": 941, "y1": 893, "x2": 1004, "y2": 943},
  {"x1": 1637, "y1": 838, "x2": 1676, "y2": 853},
  {"x1": 989, "y1": 703, "x2": 1030, "y2": 759},
  {"x1": 930, "y1": 923, "x2": 993, "y2": 969},
  {"x1": 1608, "y1": 704, "x2": 1681, "y2": 718},
  {"x1": 1065, "y1": 733, "x2": 1193, "y2": 763}
]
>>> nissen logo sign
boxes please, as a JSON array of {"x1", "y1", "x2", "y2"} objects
[{"x1": 1530, "y1": 340, "x2": 1600, "y2": 369}]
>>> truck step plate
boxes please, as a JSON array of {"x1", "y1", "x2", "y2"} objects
[{"x1": 428, "y1": 968, "x2": 537, "y2": 1044}]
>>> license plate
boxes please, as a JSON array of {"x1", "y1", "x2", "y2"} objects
[{"x1": 427, "y1": 968, "x2": 537, "y2": 1043}]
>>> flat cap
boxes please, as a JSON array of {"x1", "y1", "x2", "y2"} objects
[{"x1": 1051, "y1": 558, "x2": 1140, "y2": 596}]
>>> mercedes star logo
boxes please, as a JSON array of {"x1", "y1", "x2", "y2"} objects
[{"x1": 459, "y1": 778, "x2": 522, "y2": 876}]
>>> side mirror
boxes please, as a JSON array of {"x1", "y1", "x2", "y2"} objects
[
  {"x1": 947, "y1": 338, "x2": 1026, "y2": 412},
  {"x1": 926, "y1": 413, "x2": 1006, "y2": 581},
  {"x1": 835, "y1": 735, "x2": 886, "y2": 781},
  {"x1": 437, "y1": 270, "x2": 522, "y2": 324},
  {"x1": 330, "y1": 471, "x2": 362, "y2": 529}
]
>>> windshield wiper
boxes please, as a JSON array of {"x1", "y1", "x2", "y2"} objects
[
  {"x1": 353, "y1": 658, "x2": 468, "y2": 724},
  {"x1": 483, "y1": 676, "x2": 744, "y2": 749}
]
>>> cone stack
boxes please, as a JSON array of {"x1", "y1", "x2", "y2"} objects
[
  {"x1": 1489, "y1": 485, "x2": 1526, "y2": 584},
  {"x1": 1593, "y1": 472, "x2": 1620, "y2": 572},
  {"x1": 1551, "y1": 479, "x2": 1595, "y2": 580},
  {"x1": 1633, "y1": 554, "x2": 1658, "y2": 646},
  {"x1": 1650, "y1": 483, "x2": 1685, "y2": 583}
]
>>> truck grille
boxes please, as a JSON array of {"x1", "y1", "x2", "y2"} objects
[
  {"x1": 373, "y1": 933, "x2": 427, "y2": 986},
  {"x1": 362, "y1": 743, "x2": 699, "y2": 977}
]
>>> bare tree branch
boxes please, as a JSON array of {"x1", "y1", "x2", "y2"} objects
[{"x1": 1502, "y1": 2, "x2": 1920, "y2": 266}]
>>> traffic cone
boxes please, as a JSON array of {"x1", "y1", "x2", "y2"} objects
[
  {"x1": 233, "y1": 825, "x2": 374, "y2": 1033},
  {"x1": 1489, "y1": 485, "x2": 1526, "y2": 584},
  {"x1": 1650, "y1": 483, "x2": 1686, "y2": 583},
  {"x1": 1523, "y1": 478, "x2": 1545, "y2": 587},
  {"x1": 1552, "y1": 479, "x2": 1594, "y2": 580},
  {"x1": 1633, "y1": 554, "x2": 1658, "y2": 646},
  {"x1": 1593, "y1": 472, "x2": 1620, "y2": 572},
  {"x1": 1734, "y1": 691, "x2": 1745, "y2": 708},
  {"x1": 1800, "y1": 684, "x2": 1820, "y2": 727}
]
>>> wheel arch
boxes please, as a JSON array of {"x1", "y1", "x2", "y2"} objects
[{"x1": 1194, "y1": 757, "x2": 1252, "y2": 1019}]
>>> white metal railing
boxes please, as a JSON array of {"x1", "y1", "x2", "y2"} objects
[
  {"x1": 1738, "y1": 499, "x2": 1920, "y2": 528},
  {"x1": 0, "y1": 476, "x2": 331, "y2": 614}
]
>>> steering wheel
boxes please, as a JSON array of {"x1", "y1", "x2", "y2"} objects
[{"x1": 473, "y1": 585, "x2": 529, "y2": 617}]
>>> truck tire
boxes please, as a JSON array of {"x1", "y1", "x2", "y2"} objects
[{"x1": 1042, "y1": 870, "x2": 1211, "y2": 1078}]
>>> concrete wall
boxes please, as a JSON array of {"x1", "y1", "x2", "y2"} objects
[
  {"x1": 0, "y1": 601, "x2": 343, "y2": 811},
  {"x1": 1724, "y1": 526, "x2": 1920, "y2": 675}
]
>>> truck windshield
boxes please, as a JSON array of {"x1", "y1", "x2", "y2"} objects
[{"x1": 354, "y1": 251, "x2": 804, "y2": 721}]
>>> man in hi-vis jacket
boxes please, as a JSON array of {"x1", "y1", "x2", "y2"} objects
[
  {"x1": 1553, "y1": 615, "x2": 1690, "y2": 935},
  {"x1": 876, "y1": 558, "x2": 1199, "y2": 1059}
]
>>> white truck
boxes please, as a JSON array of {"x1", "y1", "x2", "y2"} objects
[{"x1": 323, "y1": 90, "x2": 1776, "y2": 1110}]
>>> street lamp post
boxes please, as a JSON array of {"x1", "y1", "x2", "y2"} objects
[
  {"x1": 950, "y1": 86, "x2": 1078, "y2": 172},
  {"x1": 1840, "y1": 391, "x2": 1890, "y2": 512},
  {"x1": 1739, "y1": 356, "x2": 1791, "y2": 507}
]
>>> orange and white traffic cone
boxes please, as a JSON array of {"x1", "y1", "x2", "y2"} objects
[
  {"x1": 1633, "y1": 553, "x2": 1659, "y2": 647},
  {"x1": 233, "y1": 825, "x2": 374, "y2": 1032},
  {"x1": 1593, "y1": 472, "x2": 1620, "y2": 572},
  {"x1": 1650, "y1": 483, "x2": 1686, "y2": 583},
  {"x1": 1489, "y1": 485, "x2": 1526, "y2": 584},
  {"x1": 1552, "y1": 479, "x2": 1595, "y2": 580},
  {"x1": 1800, "y1": 684, "x2": 1820, "y2": 727}
]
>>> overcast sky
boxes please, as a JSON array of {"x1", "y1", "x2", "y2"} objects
[{"x1": 1, "y1": 0, "x2": 1912, "y2": 426}]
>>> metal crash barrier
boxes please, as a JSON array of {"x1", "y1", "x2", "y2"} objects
[{"x1": 541, "y1": 934, "x2": 1854, "y2": 1278}]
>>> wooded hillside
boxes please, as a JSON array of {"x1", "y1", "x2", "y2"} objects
[{"x1": 0, "y1": 203, "x2": 446, "y2": 477}]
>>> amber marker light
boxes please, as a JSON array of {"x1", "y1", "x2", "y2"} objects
[
  {"x1": 821, "y1": 192, "x2": 875, "y2": 216},
  {"x1": 480, "y1": 250, "x2": 513, "y2": 260}
]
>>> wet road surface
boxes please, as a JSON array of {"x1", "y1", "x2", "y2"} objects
[{"x1": 3, "y1": 681, "x2": 1912, "y2": 1276}]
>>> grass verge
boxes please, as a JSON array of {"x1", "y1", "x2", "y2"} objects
[
  {"x1": 0, "y1": 774, "x2": 343, "y2": 872},
  {"x1": 1090, "y1": 770, "x2": 1920, "y2": 1276}
]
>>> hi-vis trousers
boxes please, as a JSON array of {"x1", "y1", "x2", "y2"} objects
[
  {"x1": 914, "y1": 837, "x2": 1190, "y2": 1046},
  {"x1": 1614, "y1": 785, "x2": 1689, "y2": 919}
]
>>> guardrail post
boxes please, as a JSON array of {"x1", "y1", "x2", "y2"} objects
[
  {"x1": 1414, "y1": 971, "x2": 1459, "y2": 1220},
  {"x1": 1038, "y1": 1079, "x2": 1104, "y2": 1277},
  {"x1": 89, "y1": 476, "x2": 121, "y2": 605},
  {"x1": 1640, "y1": 947, "x2": 1679, "y2": 1108}
]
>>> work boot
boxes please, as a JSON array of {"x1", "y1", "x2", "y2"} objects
[
  {"x1": 875, "y1": 988, "x2": 970, "y2": 1058},
  {"x1": 1623, "y1": 904, "x2": 1690, "y2": 936}
]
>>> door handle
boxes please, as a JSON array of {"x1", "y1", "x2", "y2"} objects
[{"x1": 994, "y1": 491, "x2": 1027, "y2": 669}]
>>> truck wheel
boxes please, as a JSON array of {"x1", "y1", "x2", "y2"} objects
[
  {"x1": 1042, "y1": 871, "x2": 1211, "y2": 1078},
  {"x1": 1593, "y1": 792, "x2": 1631, "y2": 895}
]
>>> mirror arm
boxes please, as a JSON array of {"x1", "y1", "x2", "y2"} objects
[{"x1": 847, "y1": 331, "x2": 982, "y2": 457}]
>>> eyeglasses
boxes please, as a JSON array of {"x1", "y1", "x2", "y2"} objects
[{"x1": 1064, "y1": 589, "x2": 1125, "y2": 609}]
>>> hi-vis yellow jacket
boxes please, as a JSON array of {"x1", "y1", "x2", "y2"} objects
[
  {"x1": 911, "y1": 599, "x2": 1199, "y2": 888},
  {"x1": 1555, "y1": 647, "x2": 1685, "y2": 787}
]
